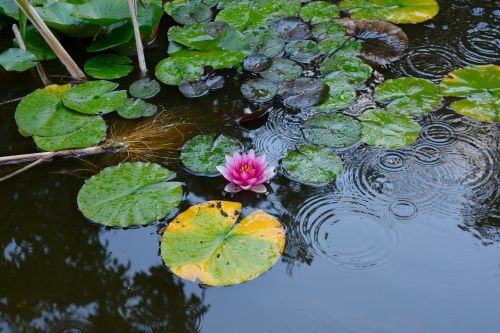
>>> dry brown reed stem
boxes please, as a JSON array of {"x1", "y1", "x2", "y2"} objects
[
  {"x1": 14, "y1": 0, "x2": 86, "y2": 80},
  {"x1": 128, "y1": 0, "x2": 148, "y2": 76},
  {"x1": 12, "y1": 23, "x2": 51, "y2": 86}
]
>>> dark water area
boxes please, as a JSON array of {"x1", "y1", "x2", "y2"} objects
[{"x1": 0, "y1": 1, "x2": 499, "y2": 332}]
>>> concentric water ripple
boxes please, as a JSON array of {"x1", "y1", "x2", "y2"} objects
[
  {"x1": 250, "y1": 127, "x2": 296, "y2": 165},
  {"x1": 458, "y1": 22, "x2": 500, "y2": 64},
  {"x1": 50, "y1": 319, "x2": 96, "y2": 333},
  {"x1": 391, "y1": 45, "x2": 464, "y2": 82},
  {"x1": 266, "y1": 107, "x2": 308, "y2": 143},
  {"x1": 294, "y1": 193, "x2": 399, "y2": 269},
  {"x1": 420, "y1": 121, "x2": 457, "y2": 146}
]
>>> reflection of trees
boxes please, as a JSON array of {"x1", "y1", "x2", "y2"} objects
[{"x1": 0, "y1": 168, "x2": 209, "y2": 333}]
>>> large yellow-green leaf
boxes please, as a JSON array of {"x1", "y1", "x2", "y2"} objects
[
  {"x1": 340, "y1": 0, "x2": 439, "y2": 24},
  {"x1": 77, "y1": 162, "x2": 183, "y2": 228},
  {"x1": 161, "y1": 201, "x2": 285, "y2": 286}
]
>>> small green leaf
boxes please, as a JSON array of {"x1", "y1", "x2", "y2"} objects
[
  {"x1": 360, "y1": 109, "x2": 421, "y2": 148},
  {"x1": 300, "y1": 1, "x2": 340, "y2": 24},
  {"x1": 321, "y1": 55, "x2": 372, "y2": 85},
  {"x1": 241, "y1": 79, "x2": 278, "y2": 103},
  {"x1": 181, "y1": 134, "x2": 242, "y2": 176},
  {"x1": 375, "y1": 77, "x2": 442, "y2": 116},
  {"x1": 129, "y1": 78, "x2": 161, "y2": 99},
  {"x1": 77, "y1": 162, "x2": 183, "y2": 227},
  {"x1": 244, "y1": 28, "x2": 285, "y2": 58},
  {"x1": 63, "y1": 80, "x2": 128, "y2": 115},
  {"x1": 118, "y1": 98, "x2": 152, "y2": 119},
  {"x1": 260, "y1": 58, "x2": 303, "y2": 83},
  {"x1": 450, "y1": 91, "x2": 499, "y2": 123},
  {"x1": 34, "y1": 116, "x2": 107, "y2": 152},
  {"x1": 171, "y1": 2, "x2": 212, "y2": 25},
  {"x1": 315, "y1": 80, "x2": 356, "y2": 111},
  {"x1": 302, "y1": 113, "x2": 361, "y2": 148},
  {"x1": 281, "y1": 145, "x2": 344, "y2": 186},
  {"x1": 215, "y1": 3, "x2": 266, "y2": 31},
  {"x1": 0, "y1": 48, "x2": 37, "y2": 72},
  {"x1": 84, "y1": 54, "x2": 134, "y2": 80}
]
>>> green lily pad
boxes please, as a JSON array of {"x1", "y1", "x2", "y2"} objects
[
  {"x1": 241, "y1": 79, "x2": 278, "y2": 103},
  {"x1": 440, "y1": 64, "x2": 500, "y2": 97},
  {"x1": 302, "y1": 113, "x2": 361, "y2": 148},
  {"x1": 375, "y1": 77, "x2": 442, "y2": 116},
  {"x1": 71, "y1": 0, "x2": 130, "y2": 26},
  {"x1": 244, "y1": 28, "x2": 285, "y2": 58},
  {"x1": 86, "y1": 23, "x2": 133, "y2": 52},
  {"x1": 340, "y1": 0, "x2": 440, "y2": 24},
  {"x1": 118, "y1": 98, "x2": 152, "y2": 119},
  {"x1": 181, "y1": 134, "x2": 242, "y2": 176},
  {"x1": 360, "y1": 109, "x2": 421, "y2": 148},
  {"x1": 161, "y1": 201, "x2": 285, "y2": 286},
  {"x1": 300, "y1": 1, "x2": 340, "y2": 24},
  {"x1": 0, "y1": 48, "x2": 37, "y2": 72},
  {"x1": 84, "y1": 54, "x2": 134, "y2": 80},
  {"x1": 34, "y1": 116, "x2": 107, "y2": 152},
  {"x1": 284, "y1": 40, "x2": 320, "y2": 63},
  {"x1": 168, "y1": 24, "x2": 217, "y2": 51},
  {"x1": 312, "y1": 21, "x2": 347, "y2": 41},
  {"x1": 215, "y1": 3, "x2": 266, "y2": 31},
  {"x1": 77, "y1": 162, "x2": 183, "y2": 227},
  {"x1": 171, "y1": 2, "x2": 212, "y2": 25},
  {"x1": 440, "y1": 65, "x2": 500, "y2": 123},
  {"x1": 315, "y1": 79, "x2": 356, "y2": 111},
  {"x1": 450, "y1": 91, "x2": 499, "y2": 123},
  {"x1": 321, "y1": 55, "x2": 372, "y2": 85},
  {"x1": 260, "y1": 58, "x2": 303, "y2": 83},
  {"x1": 281, "y1": 145, "x2": 344, "y2": 186},
  {"x1": 129, "y1": 78, "x2": 161, "y2": 99},
  {"x1": 259, "y1": 0, "x2": 302, "y2": 20},
  {"x1": 62, "y1": 80, "x2": 128, "y2": 115},
  {"x1": 15, "y1": 85, "x2": 91, "y2": 137}
]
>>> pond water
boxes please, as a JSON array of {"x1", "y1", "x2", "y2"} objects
[{"x1": 1, "y1": 1, "x2": 499, "y2": 332}]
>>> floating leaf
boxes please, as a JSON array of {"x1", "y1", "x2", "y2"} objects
[
  {"x1": 315, "y1": 79, "x2": 356, "y2": 111},
  {"x1": 241, "y1": 79, "x2": 278, "y2": 103},
  {"x1": 168, "y1": 24, "x2": 217, "y2": 51},
  {"x1": 302, "y1": 113, "x2": 361, "y2": 148},
  {"x1": 339, "y1": 19, "x2": 408, "y2": 66},
  {"x1": 375, "y1": 77, "x2": 442, "y2": 116},
  {"x1": 62, "y1": 80, "x2": 128, "y2": 115},
  {"x1": 281, "y1": 145, "x2": 344, "y2": 186},
  {"x1": 15, "y1": 85, "x2": 91, "y2": 137},
  {"x1": 84, "y1": 54, "x2": 134, "y2": 80},
  {"x1": 259, "y1": 0, "x2": 302, "y2": 20},
  {"x1": 34, "y1": 116, "x2": 107, "y2": 152},
  {"x1": 203, "y1": 21, "x2": 230, "y2": 37},
  {"x1": 260, "y1": 58, "x2": 303, "y2": 83},
  {"x1": 440, "y1": 64, "x2": 499, "y2": 96},
  {"x1": 86, "y1": 23, "x2": 133, "y2": 52},
  {"x1": 271, "y1": 17, "x2": 311, "y2": 42},
  {"x1": 340, "y1": 0, "x2": 440, "y2": 24},
  {"x1": 118, "y1": 98, "x2": 150, "y2": 119},
  {"x1": 300, "y1": 1, "x2": 340, "y2": 24},
  {"x1": 181, "y1": 134, "x2": 242, "y2": 176},
  {"x1": 215, "y1": 3, "x2": 265, "y2": 31},
  {"x1": 278, "y1": 78, "x2": 329, "y2": 109},
  {"x1": 440, "y1": 65, "x2": 499, "y2": 123},
  {"x1": 312, "y1": 21, "x2": 347, "y2": 41},
  {"x1": 284, "y1": 40, "x2": 320, "y2": 63},
  {"x1": 77, "y1": 162, "x2": 183, "y2": 227},
  {"x1": 129, "y1": 78, "x2": 161, "y2": 99},
  {"x1": 71, "y1": 0, "x2": 130, "y2": 26},
  {"x1": 0, "y1": 48, "x2": 37, "y2": 72},
  {"x1": 161, "y1": 201, "x2": 285, "y2": 286},
  {"x1": 243, "y1": 54, "x2": 273, "y2": 73},
  {"x1": 321, "y1": 55, "x2": 372, "y2": 85},
  {"x1": 244, "y1": 29, "x2": 285, "y2": 58},
  {"x1": 206, "y1": 75, "x2": 225, "y2": 90},
  {"x1": 360, "y1": 109, "x2": 420, "y2": 148},
  {"x1": 171, "y1": 2, "x2": 212, "y2": 25},
  {"x1": 179, "y1": 80, "x2": 210, "y2": 98}
]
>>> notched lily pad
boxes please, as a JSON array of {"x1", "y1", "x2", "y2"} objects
[
  {"x1": 278, "y1": 78, "x2": 329, "y2": 109},
  {"x1": 243, "y1": 54, "x2": 273, "y2": 73},
  {"x1": 129, "y1": 78, "x2": 161, "y2": 99},
  {"x1": 321, "y1": 55, "x2": 372, "y2": 85},
  {"x1": 77, "y1": 162, "x2": 183, "y2": 228},
  {"x1": 84, "y1": 54, "x2": 134, "y2": 80},
  {"x1": 62, "y1": 80, "x2": 128, "y2": 115},
  {"x1": 302, "y1": 113, "x2": 361, "y2": 148},
  {"x1": 241, "y1": 79, "x2": 278, "y2": 103},
  {"x1": 34, "y1": 116, "x2": 107, "y2": 152},
  {"x1": 244, "y1": 29, "x2": 285, "y2": 58},
  {"x1": 181, "y1": 134, "x2": 242, "y2": 176},
  {"x1": 375, "y1": 77, "x2": 442, "y2": 116},
  {"x1": 260, "y1": 58, "x2": 303, "y2": 83},
  {"x1": 285, "y1": 40, "x2": 320, "y2": 63},
  {"x1": 161, "y1": 201, "x2": 285, "y2": 286},
  {"x1": 360, "y1": 109, "x2": 421, "y2": 148},
  {"x1": 281, "y1": 145, "x2": 344, "y2": 186},
  {"x1": 340, "y1": 0, "x2": 440, "y2": 24},
  {"x1": 271, "y1": 17, "x2": 311, "y2": 42},
  {"x1": 315, "y1": 79, "x2": 356, "y2": 111},
  {"x1": 300, "y1": 1, "x2": 340, "y2": 24},
  {"x1": 171, "y1": 2, "x2": 213, "y2": 26},
  {"x1": 118, "y1": 98, "x2": 154, "y2": 119}
]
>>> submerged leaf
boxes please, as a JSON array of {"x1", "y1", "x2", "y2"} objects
[
  {"x1": 360, "y1": 109, "x2": 421, "y2": 148},
  {"x1": 77, "y1": 162, "x2": 183, "y2": 227},
  {"x1": 161, "y1": 201, "x2": 285, "y2": 286},
  {"x1": 181, "y1": 134, "x2": 242, "y2": 176},
  {"x1": 375, "y1": 77, "x2": 442, "y2": 116},
  {"x1": 281, "y1": 145, "x2": 344, "y2": 186}
]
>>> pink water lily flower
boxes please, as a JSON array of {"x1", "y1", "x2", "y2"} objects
[{"x1": 216, "y1": 150, "x2": 276, "y2": 193}]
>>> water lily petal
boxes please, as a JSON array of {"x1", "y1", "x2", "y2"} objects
[
  {"x1": 250, "y1": 184, "x2": 268, "y2": 193},
  {"x1": 224, "y1": 183, "x2": 243, "y2": 193}
]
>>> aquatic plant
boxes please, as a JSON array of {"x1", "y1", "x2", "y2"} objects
[{"x1": 217, "y1": 150, "x2": 275, "y2": 193}]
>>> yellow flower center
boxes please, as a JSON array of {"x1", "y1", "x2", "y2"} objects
[{"x1": 240, "y1": 165, "x2": 254, "y2": 173}]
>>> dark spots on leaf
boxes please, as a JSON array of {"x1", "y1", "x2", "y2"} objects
[
  {"x1": 199, "y1": 240, "x2": 204, "y2": 244},
  {"x1": 216, "y1": 253, "x2": 220, "y2": 258},
  {"x1": 220, "y1": 210, "x2": 228, "y2": 217},
  {"x1": 235, "y1": 210, "x2": 240, "y2": 215},
  {"x1": 226, "y1": 262, "x2": 229, "y2": 265},
  {"x1": 209, "y1": 203, "x2": 216, "y2": 208},
  {"x1": 216, "y1": 202, "x2": 222, "y2": 209}
]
